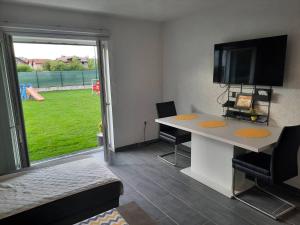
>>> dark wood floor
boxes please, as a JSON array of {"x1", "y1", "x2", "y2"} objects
[
  {"x1": 39, "y1": 141, "x2": 300, "y2": 225},
  {"x1": 104, "y1": 142, "x2": 300, "y2": 225}
]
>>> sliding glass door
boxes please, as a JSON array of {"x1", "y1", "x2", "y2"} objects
[
  {"x1": 97, "y1": 40, "x2": 115, "y2": 163},
  {"x1": 0, "y1": 29, "x2": 114, "y2": 172},
  {"x1": 0, "y1": 32, "x2": 29, "y2": 174}
]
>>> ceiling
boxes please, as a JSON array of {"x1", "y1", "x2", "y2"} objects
[{"x1": 0, "y1": 0, "x2": 225, "y2": 21}]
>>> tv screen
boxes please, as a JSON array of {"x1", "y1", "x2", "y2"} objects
[{"x1": 213, "y1": 35, "x2": 287, "y2": 86}]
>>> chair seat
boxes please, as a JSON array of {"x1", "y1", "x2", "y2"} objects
[
  {"x1": 160, "y1": 129, "x2": 191, "y2": 145},
  {"x1": 233, "y1": 152, "x2": 271, "y2": 176}
]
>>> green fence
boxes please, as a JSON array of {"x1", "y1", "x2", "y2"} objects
[{"x1": 18, "y1": 70, "x2": 98, "y2": 88}]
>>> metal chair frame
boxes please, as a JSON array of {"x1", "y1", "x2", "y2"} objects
[
  {"x1": 158, "y1": 144, "x2": 191, "y2": 166},
  {"x1": 232, "y1": 168, "x2": 295, "y2": 220}
]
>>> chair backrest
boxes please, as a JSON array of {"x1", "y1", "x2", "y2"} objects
[
  {"x1": 156, "y1": 101, "x2": 177, "y2": 133},
  {"x1": 272, "y1": 125, "x2": 300, "y2": 184}
]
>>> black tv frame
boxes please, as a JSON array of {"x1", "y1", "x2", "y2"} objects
[{"x1": 213, "y1": 35, "x2": 288, "y2": 86}]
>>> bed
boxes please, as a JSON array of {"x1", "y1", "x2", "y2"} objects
[{"x1": 0, "y1": 157, "x2": 123, "y2": 225}]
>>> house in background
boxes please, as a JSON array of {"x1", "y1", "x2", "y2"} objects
[
  {"x1": 28, "y1": 59, "x2": 49, "y2": 70},
  {"x1": 15, "y1": 56, "x2": 91, "y2": 70},
  {"x1": 56, "y1": 56, "x2": 89, "y2": 68},
  {"x1": 15, "y1": 57, "x2": 29, "y2": 65}
]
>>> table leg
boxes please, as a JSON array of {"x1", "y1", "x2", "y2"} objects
[{"x1": 181, "y1": 133, "x2": 250, "y2": 197}]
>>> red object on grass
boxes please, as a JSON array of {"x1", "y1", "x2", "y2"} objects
[{"x1": 92, "y1": 81, "x2": 101, "y2": 94}]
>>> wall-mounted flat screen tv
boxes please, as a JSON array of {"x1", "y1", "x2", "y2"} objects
[{"x1": 213, "y1": 35, "x2": 287, "y2": 86}]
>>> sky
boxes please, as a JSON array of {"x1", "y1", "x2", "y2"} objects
[{"x1": 13, "y1": 43, "x2": 97, "y2": 59}]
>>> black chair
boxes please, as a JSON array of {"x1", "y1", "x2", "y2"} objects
[
  {"x1": 156, "y1": 101, "x2": 191, "y2": 166},
  {"x1": 232, "y1": 125, "x2": 300, "y2": 219}
]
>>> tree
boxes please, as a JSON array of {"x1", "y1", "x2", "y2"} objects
[
  {"x1": 49, "y1": 60, "x2": 67, "y2": 71},
  {"x1": 43, "y1": 60, "x2": 68, "y2": 71},
  {"x1": 42, "y1": 60, "x2": 51, "y2": 71},
  {"x1": 67, "y1": 57, "x2": 85, "y2": 71},
  {"x1": 17, "y1": 64, "x2": 33, "y2": 72},
  {"x1": 42, "y1": 58, "x2": 85, "y2": 71},
  {"x1": 88, "y1": 58, "x2": 97, "y2": 70}
]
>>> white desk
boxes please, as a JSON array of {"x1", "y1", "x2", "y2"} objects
[{"x1": 155, "y1": 113, "x2": 282, "y2": 197}]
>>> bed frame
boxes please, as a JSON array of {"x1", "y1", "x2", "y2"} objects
[{"x1": 0, "y1": 181, "x2": 123, "y2": 225}]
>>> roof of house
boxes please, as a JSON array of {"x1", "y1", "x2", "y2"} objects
[
  {"x1": 56, "y1": 56, "x2": 89, "y2": 63},
  {"x1": 15, "y1": 57, "x2": 29, "y2": 64},
  {"x1": 28, "y1": 59, "x2": 49, "y2": 65}
]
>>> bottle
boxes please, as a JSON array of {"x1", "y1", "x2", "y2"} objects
[{"x1": 250, "y1": 108, "x2": 257, "y2": 122}]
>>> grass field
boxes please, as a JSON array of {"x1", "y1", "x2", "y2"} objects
[{"x1": 22, "y1": 89, "x2": 101, "y2": 161}]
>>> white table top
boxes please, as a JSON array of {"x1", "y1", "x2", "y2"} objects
[{"x1": 155, "y1": 113, "x2": 282, "y2": 152}]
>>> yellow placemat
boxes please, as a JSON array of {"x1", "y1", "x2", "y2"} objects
[
  {"x1": 198, "y1": 121, "x2": 226, "y2": 128},
  {"x1": 175, "y1": 114, "x2": 199, "y2": 121},
  {"x1": 234, "y1": 128, "x2": 271, "y2": 138}
]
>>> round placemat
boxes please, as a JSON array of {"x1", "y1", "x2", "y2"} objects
[
  {"x1": 198, "y1": 120, "x2": 226, "y2": 128},
  {"x1": 175, "y1": 114, "x2": 199, "y2": 121},
  {"x1": 234, "y1": 128, "x2": 271, "y2": 138}
]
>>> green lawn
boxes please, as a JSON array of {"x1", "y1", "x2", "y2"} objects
[{"x1": 22, "y1": 89, "x2": 101, "y2": 161}]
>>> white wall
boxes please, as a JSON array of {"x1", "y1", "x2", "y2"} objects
[
  {"x1": 0, "y1": 2, "x2": 163, "y2": 148},
  {"x1": 162, "y1": 0, "x2": 300, "y2": 188}
]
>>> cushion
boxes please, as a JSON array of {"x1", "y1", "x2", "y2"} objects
[
  {"x1": 160, "y1": 129, "x2": 191, "y2": 145},
  {"x1": 233, "y1": 152, "x2": 271, "y2": 176}
]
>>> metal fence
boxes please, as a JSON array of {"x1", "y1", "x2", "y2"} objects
[{"x1": 18, "y1": 70, "x2": 99, "y2": 88}]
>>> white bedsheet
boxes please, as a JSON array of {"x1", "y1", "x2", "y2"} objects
[{"x1": 0, "y1": 157, "x2": 121, "y2": 220}]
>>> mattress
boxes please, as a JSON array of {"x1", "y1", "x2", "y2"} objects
[{"x1": 0, "y1": 157, "x2": 122, "y2": 220}]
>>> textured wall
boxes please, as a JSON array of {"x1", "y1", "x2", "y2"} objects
[{"x1": 163, "y1": 0, "x2": 300, "y2": 188}]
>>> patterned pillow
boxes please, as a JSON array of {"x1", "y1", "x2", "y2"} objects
[{"x1": 75, "y1": 208, "x2": 128, "y2": 225}]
